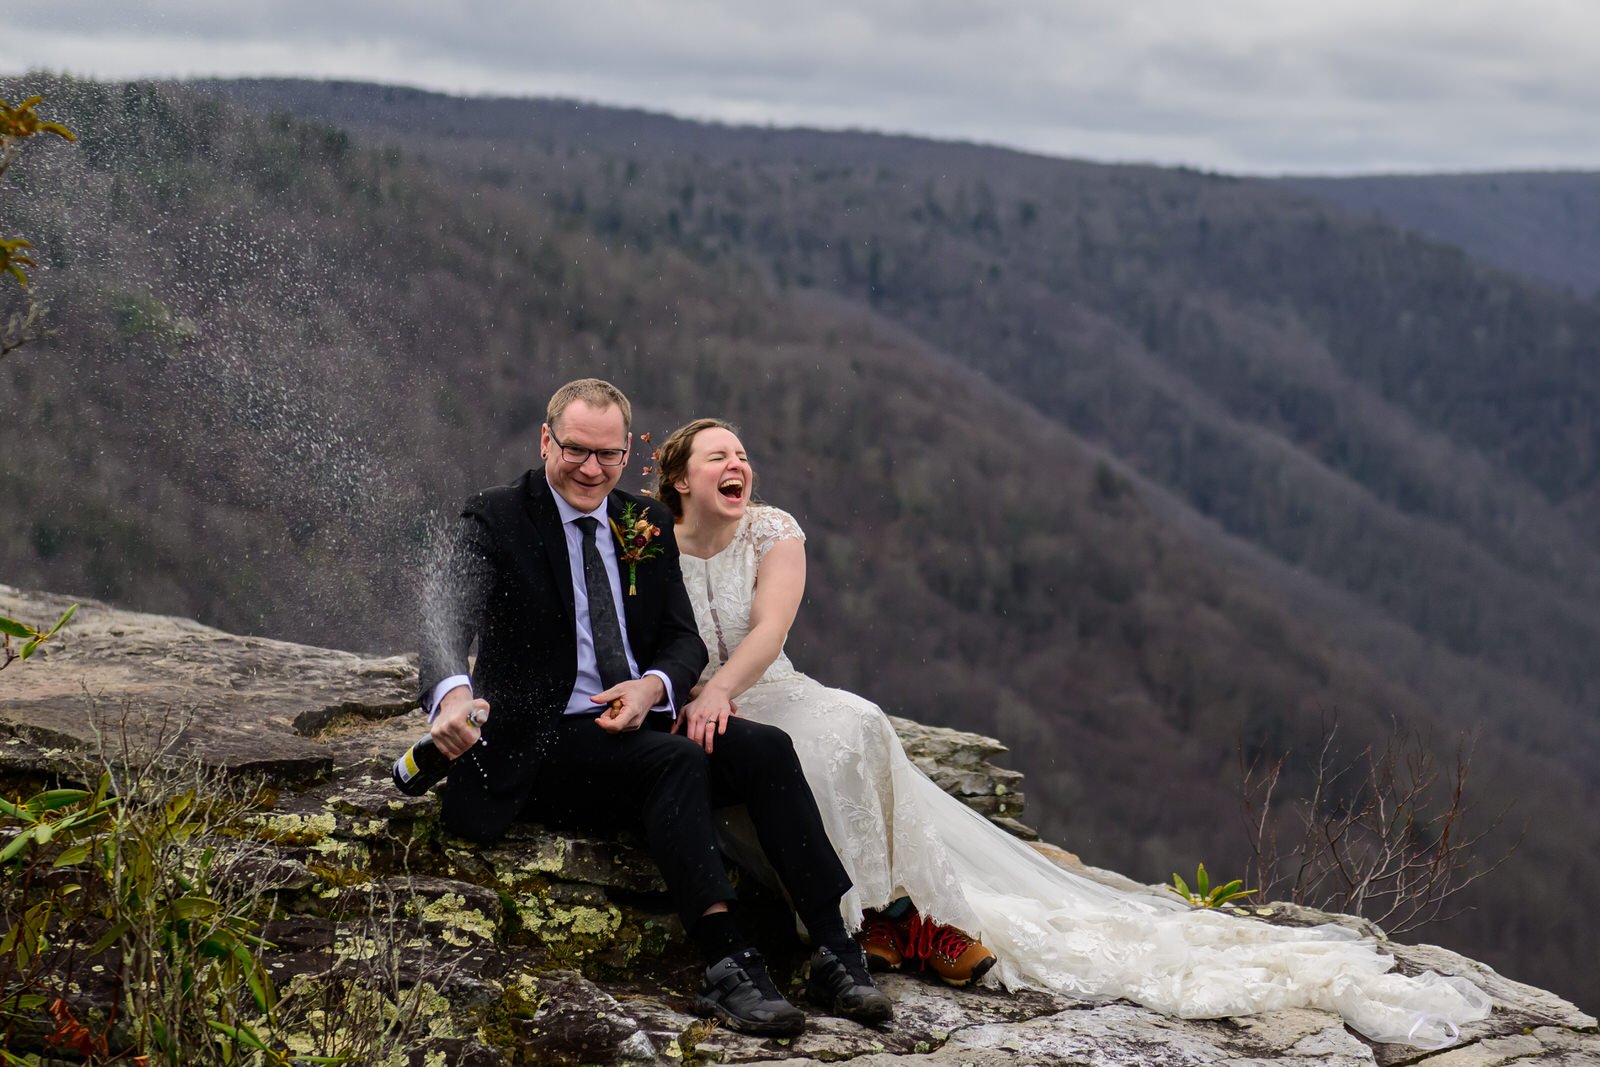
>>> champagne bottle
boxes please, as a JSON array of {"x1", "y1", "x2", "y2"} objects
[{"x1": 392, "y1": 706, "x2": 486, "y2": 796}]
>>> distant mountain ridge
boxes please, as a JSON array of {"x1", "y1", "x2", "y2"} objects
[
  {"x1": 1279, "y1": 171, "x2": 1600, "y2": 297},
  {"x1": 3, "y1": 75, "x2": 1596, "y2": 1010},
  {"x1": 200, "y1": 81, "x2": 1600, "y2": 711}
]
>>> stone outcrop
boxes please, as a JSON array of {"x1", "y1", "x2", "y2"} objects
[
  {"x1": 0, "y1": 586, "x2": 1030, "y2": 832},
  {"x1": 2, "y1": 585, "x2": 1596, "y2": 1066}
]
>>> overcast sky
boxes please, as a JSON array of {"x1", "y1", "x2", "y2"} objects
[{"x1": 10, "y1": 1, "x2": 1600, "y2": 175}]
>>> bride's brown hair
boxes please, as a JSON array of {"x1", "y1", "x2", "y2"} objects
[{"x1": 653, "y1": 417, "x2": 750, "y2": 518}]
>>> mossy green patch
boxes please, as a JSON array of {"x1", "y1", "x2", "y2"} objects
[
  {"x1": 306, "y1": 860, "x2": 376, "y2": 892},
  {"x1": 417, "y1": 890, "x2": 499, "y2": 946},
  {"x1": 310, "y1": 833, "x2": 371, "y2": 870},
  {"x1": 247, "y1": 810, "x2": 338, "y2": 845}
]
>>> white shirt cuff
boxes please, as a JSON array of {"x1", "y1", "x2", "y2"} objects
[
  {"x1": 645, "y1": 669, "x2": 677, "y2": 718},
  {"x1": 427, "y1": 676, "x2": 473, "y2": 722}
]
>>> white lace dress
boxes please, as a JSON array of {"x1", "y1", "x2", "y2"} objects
[{"x1": 681, "y1": 506, "x2": 1492, "y2": 1048}]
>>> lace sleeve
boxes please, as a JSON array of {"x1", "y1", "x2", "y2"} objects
[{"x1": 749, "y1": 506, "x2": 805, "y2": 566}]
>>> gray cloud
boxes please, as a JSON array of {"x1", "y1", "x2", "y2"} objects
[{"x1": 12, "y1": 0, "x2": 1600, "y2": 173}]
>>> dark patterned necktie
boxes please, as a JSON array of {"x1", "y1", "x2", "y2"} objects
[{"x1": 575, "y1": 516, "x2": 632, "y2": 689}]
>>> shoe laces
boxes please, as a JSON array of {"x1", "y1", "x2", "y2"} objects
[
  {"x1": 905, "y1": 914, "x2": 973, "y2": 963},
  {"x1": 861, "y1": 915, "x2": 899, "y2": 944}
]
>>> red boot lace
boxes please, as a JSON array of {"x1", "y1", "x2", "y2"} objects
[{"x1": 903, "y1": 913, "x2": 973, "y2": 965}]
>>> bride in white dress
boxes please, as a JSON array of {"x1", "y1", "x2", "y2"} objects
[{"x1": 654, "y1": 418, "x2": 1491, "y2": 1049}]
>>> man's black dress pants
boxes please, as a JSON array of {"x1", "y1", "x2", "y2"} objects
[{"x1": 513, "y1": 714, "x2": 852, "y2": 928}]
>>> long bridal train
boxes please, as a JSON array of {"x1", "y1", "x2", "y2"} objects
[{"x1": 688, "y1": 507, "x2": 1491, "y2": 1050}]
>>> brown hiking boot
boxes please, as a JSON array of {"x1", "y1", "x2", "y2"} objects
[
  {"x1": 857, "y1": 913, "x2": 904, "y2": 973},
  {"x1": 902, "y1": 912, "x2": 997, "y2": 987}
]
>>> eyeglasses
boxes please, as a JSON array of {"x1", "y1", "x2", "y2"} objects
[{"x1": 549, "y1": 431, "x2": 629, "y2": 467}]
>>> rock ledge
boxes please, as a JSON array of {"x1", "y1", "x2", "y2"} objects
[{"x1": 2, "y1": 586, "x2": 1594, "y2": 1066}]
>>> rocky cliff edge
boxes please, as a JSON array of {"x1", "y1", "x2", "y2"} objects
[{"x1": 1, "y1": 585, "x2": 1594, "y2": 1066}]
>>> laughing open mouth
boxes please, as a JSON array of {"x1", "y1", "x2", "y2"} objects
[{"x1": 718, "y1": 478, "x2": 744, "y2": 500}]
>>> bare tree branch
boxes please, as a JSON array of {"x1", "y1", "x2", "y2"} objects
[{"x1": 1240, "y1": 715, "x2": 1522, "y2": 935}]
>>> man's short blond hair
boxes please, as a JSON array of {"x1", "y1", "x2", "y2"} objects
[{"x1": 546, "y1": 378, "x2": 632, "y2": 431}]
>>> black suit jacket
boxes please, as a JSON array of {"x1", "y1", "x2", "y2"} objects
[{"x1": 418, "y1": 470, "x2": 708, "y2": 839}]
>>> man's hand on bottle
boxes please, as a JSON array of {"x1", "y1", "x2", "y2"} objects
[{"x1": 432, "y1": 686, "x2": 490, "y2": 758}]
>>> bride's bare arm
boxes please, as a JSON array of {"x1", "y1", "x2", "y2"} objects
[{"x1": 678, "y1": 537, "x2": 806, "y2": 752}]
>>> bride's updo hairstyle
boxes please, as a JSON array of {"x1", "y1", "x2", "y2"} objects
[{"x1": 653, "y1": 417, "x2": 753, "y2": 518}]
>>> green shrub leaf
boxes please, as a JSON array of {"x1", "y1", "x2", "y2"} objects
[
  {"x1": 147, "y1": 1013, "x2": 173, "y2": 1054},
  {"x1": 26, "y1": 788, "x2": 92, "y2": 813},
  {"x1": 208, "y1": 1019, "x2": 272, "y2": 1052},
  {"x1": 0, "y1": 826, "x2": 38, "y2": 862},
  {"x1": 170, "y1": 894, "x2": 221, "y2": 919},
  {"x1": 0, "y1": 795, "x2": 30, "y2": 820},
  {"x1": 88, "y1": 918, "x2": 132, "y2": 955},
  {"x1": 45, "y1": 604, "x2": 78, "y2": 635}
]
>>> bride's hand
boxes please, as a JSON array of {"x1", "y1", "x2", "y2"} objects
[
  {"x1": 672, "y1": 684, "x2": 704, "y2": 733},
  {"x1": 678, "y1": 690, "x2": 736, "y2": 754}
]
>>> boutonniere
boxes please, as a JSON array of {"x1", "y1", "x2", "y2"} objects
[{"x1": 611, "y1": 502, "x2": 664, "y2": 595}]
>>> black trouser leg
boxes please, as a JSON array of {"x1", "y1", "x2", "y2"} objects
[
  {"x1": 524, "y1": 715, "x2": 737, "y2": 927},
  {"x1": 524, "y1": 714, "x2": 851, "y2": 934},
  {"x1": 703, "y1": 717, "x2": 853, "y2": 923}
]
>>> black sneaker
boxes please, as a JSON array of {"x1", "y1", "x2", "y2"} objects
[
  {"x1": 807, "y1": 944, "x2": 893, "y2": 1025},
  {"x1": 693, "y1": 947, "x2": 807, "y2": 1037}
]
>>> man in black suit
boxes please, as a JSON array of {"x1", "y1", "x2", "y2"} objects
[{"x1": 419, "y1": 378, "x2": 888, "y2": 1035}]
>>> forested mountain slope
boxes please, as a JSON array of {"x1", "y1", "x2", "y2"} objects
[
  {"x1": 1280, "y1": 170, "x2": 1600, "y2": 297},
  {"x1": 2, "y1": 76, "x2": 1595, "y2": 1009}
]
